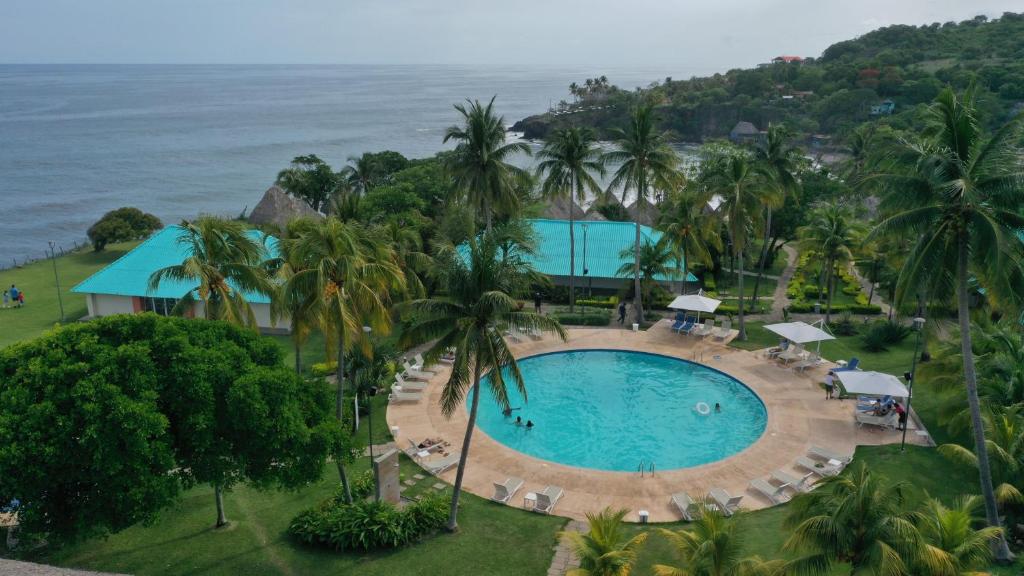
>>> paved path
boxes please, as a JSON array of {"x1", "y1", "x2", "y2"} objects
[
  {"x1": 766, "y1": 244, "x2": 799, "y2": 322},
  {"x1": 848, "y1": 263, "x2": 892, "y2": 317},
  {"x1": 547, "y1": 520, "x2": 586, "y2": 576},
  {"x1": 0, "y1": 560, "x2": 126, "y2": 576}
]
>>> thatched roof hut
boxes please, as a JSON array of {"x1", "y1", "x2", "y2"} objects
[
  {"x1": 626, "y1": 197, "x2": 658, "y2": 227},
  {"x1": 248, "y1": 186, "x2": 322, "y2": 231},
  {"x1": 541, "y1": 196, "x2": 587, "y2": 220}
]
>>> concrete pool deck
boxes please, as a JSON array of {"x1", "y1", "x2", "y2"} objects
[{"x1": 387, "y1": 322, "x2": 931, "y2": 522}]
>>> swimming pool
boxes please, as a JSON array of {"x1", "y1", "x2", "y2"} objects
[{"x1": 472, "y1": 350, "x2": 767, "y2": 472}]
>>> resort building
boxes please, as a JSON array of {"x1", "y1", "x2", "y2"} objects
[
  {"x1": 729, "y1": 121, "x2": 765, "y2": 144},
  {"x1": 72, "y1": 226, "x2": 288, "y2": 333}
]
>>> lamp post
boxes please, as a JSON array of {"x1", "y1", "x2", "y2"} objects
[
  {"x1": 901, "y1": 316, "x2": 926, "y2": 451},
  {"x1": 48, "y1": 241, "x2": 65, "y2": 322}
]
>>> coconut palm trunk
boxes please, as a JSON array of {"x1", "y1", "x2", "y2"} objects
[
  {"x1": 824, "y1": 258, "x2": 835, "y2": 322},
  {"x1": 448, "y1": 360, "x2": 483, "y2": 531},
  {"x1": 737, "y1": 250, "x2": 746, "y2": 340},
  {"x1": 633, "y1": 191, "x2": 645, "y2": 325},
  {"x1": 752, "y1": 208, "x2": 772, "y2": 306},
  {"x1": 335, "y1": 319, "x2": 353, "y2": 503},
  {"x1": 568, "y1": 191, "x2": 576, "y2": 314},
  {"x1": 958, "y1": 237, "x2": 1013, "y2": 561}
]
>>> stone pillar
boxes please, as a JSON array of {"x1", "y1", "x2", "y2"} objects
[{"x1": 373, "y1": 449, "x2": 401, "y2": 504}]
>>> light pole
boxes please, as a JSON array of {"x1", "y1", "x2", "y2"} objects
[
  {"x1": 48, "y1": 241, "x2": 65, "y2": 322},
  {"x1": 901, "y1": 316, "x2": 926, "y2": 451}
]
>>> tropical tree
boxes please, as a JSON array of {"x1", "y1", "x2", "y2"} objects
[
  {"x1": 283, "y1": 218, "x2": 405, "y2": 501},
  {"x1": 867, "y1": 86, "x2": 1024, "y2": 561},
  {"x1": 343, "y1": 153, "x2": 376, "y2": 197},
  {"x1": 604, "y1": 104, "x2": 683, "y2": 324},
  {"x1": 443, "y1": 97, "x2": 532, "y2": 231},
  {"x1": 268, "y1": 218, "x2": 320, "y2": 374},
  {"x1": 915, "y1": 495, "x2": 1003, "y2": 576},
  {"x1": 536, "y1": 126, "x2": 606, "y2": 313},
  {"x1": 658, "y1": 184, "x2": 722, "y2": 294},
  {"x1": 784, "y1": 463, "x2": 928, "y2": 575},
  {"x1": 400, "y1": 231, "x2": 566, "y2": 531},
  {"x1": 751, "y1": 124, "x2": 801, "y2": 303},
  {"x1": 381, "y1": 220, "x2": 432, "y2": 298},
  {"x1": 704, "y1": 154, "x2": 767, "y2": 340},
  {"x1": 561, "y1": 507, "x2": 648, "y2": 576},
  {"x1": 275, "y1": 154, "x2": 344, "y2": 212},
  {"x1": 616, "y1": 239, "x2": 675, "y2": 309},
  {"x1": 149, "y1": 217, "x2": 275, "y2": 328},
  {"x1": 796, "y1": 202, "x2": 865, "y2": 322},
  {"x1": 938, "y1": 406, "x2": 1024, "y2": 508}
]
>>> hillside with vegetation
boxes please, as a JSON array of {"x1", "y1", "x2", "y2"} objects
[{"x1": 513, "y1": 12, "x2": 1024, "y2": 144}]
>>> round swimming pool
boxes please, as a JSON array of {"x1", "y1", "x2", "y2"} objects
[{"x1": 472, "y1": 350, "x2": 767, "y2": 471}]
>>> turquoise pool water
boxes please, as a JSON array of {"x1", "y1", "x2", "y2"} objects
[{"x1": 472, "y1": 350, "x2": 767, "y2": 471}]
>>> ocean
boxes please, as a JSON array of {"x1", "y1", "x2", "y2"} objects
[{"x1": 0, "y1": 64, "x2": 689, "y2": 265}]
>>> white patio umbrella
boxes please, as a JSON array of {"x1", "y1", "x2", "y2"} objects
[
  {"x1": 763, "y1": 320, "x2": 835, "y2": 353},
  {"x1": 667, "y1": 291, "x2": 721, "y2": 321},
  {"x1": 836, "y1": 370, "x2": 909, "y2": 398}
]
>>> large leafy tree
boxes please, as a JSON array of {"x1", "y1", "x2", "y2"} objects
[
  {"x1": 536, "y1": 126, "x2": 606, "y2": 313},
  {"x1": 87, "y1": 207, "x2": 163, "y2": 251},
  {"x1": 750, "y1": 124, "x2": 801, "y2": 303},
  {"x1": 401, "y1": 230, "x2": 566, "y2": 531},
  {"x1": 868, "y1": 87, "x2": 1024, "y2": 561},
  {"x1": 658, "y1": 184, "x2": 722, "y2": 295},
  {"x1": 797, "y1": 202, "x2": 865, "y2": 322},
  {"x1": 604, "y1": 104, "x2": 682, "y2": 323},
  {"x1": 149, "y1": 217, "x2": 276, "y2": 329},
  {"x1": 561, "y1": 507, "x2": 648, "y2": 576},
  {"x1": 283, "y1": 218, "x2": 405, "y2": 502},
  {"x1": 0, "y1": 315, "x2": 343, "y2": 538},
  {"x1": 443, "y1": 97, "x2": 532, "y2": 232},
  {"x1": 654, "y1": 506, "x2": 792, "y2": 576},
  {"x1": 275, "y1": 154, "x2": 344, "y2": 213}
]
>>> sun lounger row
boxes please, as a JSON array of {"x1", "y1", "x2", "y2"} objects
[
  {"x1": 668, "y1": 314, "x2": 732, "y2": 340},
  {"x1": 671, "y1": 488, "x2": 744, "y2": 519},
  {"x1": 490, "y1": 480, "x2": 563, "y2": 514}
]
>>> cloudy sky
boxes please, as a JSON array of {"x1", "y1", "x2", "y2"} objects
[{"x1": 2, "y1": 0, "x2": 1019, "y2": 71}]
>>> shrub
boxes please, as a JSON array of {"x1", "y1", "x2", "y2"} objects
[
  {"x1": 861, "y1": 320, "x2": 911, "y2": 352},
  {"x1": 288, "y1": 493, "x2": 449, "y2": 551},
  {"x1": 87, "y1": 207, "x2": 163, "y2": 251},
  {"x1": 312, "y1": 362, "x2": 337, "y2": 377},
  {"x1": 842, "y1": 283, "x2": 862, "y2": 296},
  {"x1": 831, "y1": 311, "x2": 858, "y2": 336},
  {"x1": 849, "y1": 304, "x2": 882, "y2": 315},
  {"x1": 703, "y1": 277, "x2": 716, "y2": 291},
  {"x1": 552, "y1": 312, "x2": 610, "y2": 326},
  {"x1": 803, "y1": 285, "x2": 827, "y2": 298}
]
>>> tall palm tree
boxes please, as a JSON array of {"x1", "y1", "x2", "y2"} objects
[
  {"x1": 536, "y1": 127, "x2": 606, "y2": 313},
  {"x1": 401, "y1": 231, "x2": 566, "y2": 531},
  {"x1": 751, "y1": 124, "x2": 800, "y2": 304},
  {"x1": 443, "y1": 97, "x2": 532, "y2": 232},
  {"x1": 283, "y1": 218, "x2": 405, "y2": 502},
  {"x1": 867, "y1": 87, "x2": 1024, "y2": 561},
  {"x1": 380, "y1": 220, "x2": 432, "y2": 298},
  {"x1": 916, "y1": 495, "x2": 1003, "y2": 576},
  {"x1": 784, "y1": 463, "x2": 929, "y2": 575},
  {"x1": 658, "y1": 185, "x2": 722, "y2": 295},
  {"x1": 938, "y1": 406, "x2": 1024, "y2": 508},
  {"x1": 705, "y1": 154, "x2": 766, "y2": 340},
  {"x1": 561, "y1": 507, "x2": 648, "y2": 576},
  {"x1": 342, "y1": 154, "x2": 375, "y2": 197},
  {"x1": 797, "y1": 203, "x2": 864, "y2": 322},
  {"x1": 605, "y1": 104, "x2": 683, "y2": 324},
  {"x1": 268, "y1": 218, "x2": 321, "y2": 375},
  {"x1": 148, "y1": 216, "x2": 276, "y2": 526},
  {"x1": 616, "y1": 238, "x2": 675, "y2": 309}
]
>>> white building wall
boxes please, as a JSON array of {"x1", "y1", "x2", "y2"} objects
[
  {"x1": 90, "y1": 294, "x2": 135, "y2": 316},
  {"x1": 252, "y1": 302, "x2": 288, "y2": 333}
]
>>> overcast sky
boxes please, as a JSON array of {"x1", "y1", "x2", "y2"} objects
[{"x1": 2, "y1": 0, "x2": 1019, "y2": 71}]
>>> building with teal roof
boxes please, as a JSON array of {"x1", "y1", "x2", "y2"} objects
[{"x1": 72, "y1": 226, "x2": 287, "y2": 332}]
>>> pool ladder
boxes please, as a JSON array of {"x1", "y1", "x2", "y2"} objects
[{"x1": 638, "y1": 460, "x2": 655, "y2": 477}]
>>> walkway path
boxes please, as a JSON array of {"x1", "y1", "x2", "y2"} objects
[
  {"x1": 547, "y1": 520, "x2": 586, "y2": 576},
  {"x1": 848, "y1": 263, "x2": 892, "y2": 318},
  {"x1": 766, "y1": 244, "x2": 799, "y2": 322}
]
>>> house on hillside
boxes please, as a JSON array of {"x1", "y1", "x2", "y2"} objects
[
  {"x1": 729, "y1": 121, "x2": 764, "y2": 144},
  {"x1": 870, "y1": 100, "x2": 896, "y2": 116},
  {"x1": 72, "y1": 226, "x2": 288, "y2": 333}
]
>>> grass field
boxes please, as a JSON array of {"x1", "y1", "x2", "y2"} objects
[{"x1": 0, "y1": 242, "x2": 139, "y2": 349}]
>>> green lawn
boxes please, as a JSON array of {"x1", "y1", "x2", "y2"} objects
[
  {"x1": 0, "y1": 242, "x2": 139, "y2": 349},
  {"x1": 714, "y1": 276, "x2": 778, "y2": 299}
]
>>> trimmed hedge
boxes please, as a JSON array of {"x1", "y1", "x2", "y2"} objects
[
  {"x1": 289, "y1": 492, "x2": 449, "y2": 551},
  {"x1": 786, "y1": 302, "x2": 882, "y2": 315},
  {"x1": 552, "y1": 312, "x2": 611, "y2": 326}
]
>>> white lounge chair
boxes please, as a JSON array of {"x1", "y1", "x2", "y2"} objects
[
  {"x1": 856, "y1": 411, "x2": 898, "y2": 430},
  {"x1": 777, "y1": 345, "x2": 806, "y2": 364},
  {"x1": 402, "y1": 360, "x2": 434, "y2": 381},
  {"x1": 708, "y1": 488, "x2": 743, "y2": 516},
  {"x1": 711, "y1": 319, "x2": 732, "y2": 340},
  {"x1": 795, "y1": 456, "x2": 842, "y2": 477},
  {"x1": 533, "y1": 485, "x2": 563, "y2": 514},
  {"x1": 809, "y1": 446, "x2": 853, "y2": 464},
  {"x1": 394, "y1": 374, "x2": 427, "y2": 391},
  {"x1": 793, "y1": 353, "x2": 822, "y2": 372},
  {"x1": 414, "y1": 353, "x2": 438, "y2": 371},
  {"x1": 692, "y1": 318, "x2": 715, "y2": 338},
  {"x1": 772, "y1": 470, "x2": 816, "y2": 493},
  {"x1": 504, "y1": 329, "x2": 523, "y2": 343},
  {"x1": 405, "y1": 438, "x2": 445, "y2": 458},
  {"x1": 671, "y1": 492, "x2": 698, "y2": 521},
  {"x1": 389, "y1": 390, "x2": 423, "y2": 403},
  {"x1": 749, "y1": 478, "x2": 790, "y2": 504},
  {"x1": 424, "y1": 453, "x2": 460, "y2": 475},
  {"x1": 491, "y1": 477, "x2": 524, "y2": 503},
  {"x1": 527, "y1": 326, "x2": 543, "y2": 341}
]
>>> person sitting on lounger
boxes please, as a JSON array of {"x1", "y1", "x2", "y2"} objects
[{"x1": 873, "y1": 402, "x2": 891, "y2": 416}]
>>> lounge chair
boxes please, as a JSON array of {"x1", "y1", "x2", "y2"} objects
[
  {"x1": 424, "y1": 453, "x2": 460, "y2": 475},
  {"x1": 708, "y1": 488, "x2": 743, "y2": 516},
  {"x1": 405, "y1": 438, "x2": 445, "y2": 458},
  {"x1": 833, "y1": 357, "x2": 860, "y2": 372},
  {"x1": 772, "y1": 470, "x2": 816, "y2": 493},
  {"x1": 504, "y1": 329, "x2": 523, "y2": 343},
  {"x1": 414, "y1": 353, "x2": 438, "y2": 371},
  {"x1": 777, "y1": 345, "x2": 806, "y2": 364},
  {"x1": 749, "y1": 478, "x2": 790, "y2": 504},
  {"x1": 439, "y1": 351, "x2": 456, "y2": 365},
  {"x1": 533, "y1": 485, "x2": 563, "y2": 514},
  {"x1": 795, "y1": 456, "x2": 843, "y2": 477},
  {"x1": 491, "y1": 477, "x2": 524, "y2": 503},
  {"x1": 669, "y1": 312, "x2": 686, "y2": 332},
  {"x1": 671, "y1": 492, "x2": 698, "y2": 521},
  {"x1": 528, "y1": 326, "x2": 543, "y2": 340},
  {"x1": 394, "y1": 373, "x2": 427, "y2": 391},
  {"x1": 711, "y1": 319, "x2": 732, "y2": 340},
  {"x1": 793, "y1": 352, "x2": 821, "y2": 372},
  {"x1": 692, "y1": 318, "x2": 715, "y2": 337},
  {"x1": 856, "y1": 411, "x2": 898, "y2": 430},
  {"x1": 402, "y1": 360, "x2": 435, "y2": 381},
  {"x1": 809, "y1": 446, "x2": 853, "y2": 464},
  {"x1": 389, "y1": 390, "x2": 423, "y2": 403}
]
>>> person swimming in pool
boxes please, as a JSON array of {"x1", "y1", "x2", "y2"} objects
[
  {"x1": 526, "y1": 420, "x2": 534, "y2": 429},
  {"x1": 515, "y1": 416, "x2": 523, "y2": 426},
  {"x1": 715, "y1": 402, "x2": 721, "y2": 413}
]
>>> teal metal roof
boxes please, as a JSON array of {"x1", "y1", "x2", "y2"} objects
[
  {"x1": 526, "y1": 219, "x2": 697, "y2": 282},
  {"x1": 72, "y1": 226, "x2": 279, "y2": 303}
]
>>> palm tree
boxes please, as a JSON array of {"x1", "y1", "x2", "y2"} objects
[
  {"x1": 443, "y1": 97, "x2": 532, "y2": 232},
  {"x1": 148, "y1": 216, "x2": 276, "y2": 527},
  {"x1": 751, "y1": 124, "x2": 800, "y2": 304},
  {"x1": 380, "y1": 220, "x2": 432, "y2": 298},
  {"x1": 938, "y1": 406, "x2": 1024, "y2": 508},
  {"x1": 616, "y1": 238, "x2": 675, "y2": 309},
  {"x1": 658, "y1": 185, "x2": 722, "y2": 295},
  {"x1": 561, "y1": 507, "x2": 648, "y2": 576},
  {"x1": 796, "y1": 203, "x2": 864, "y2": 322},
  {"x1": 400, "y1": 231, "x2": 566, "y2": 531},
  {"x1": 784, "y1": 463, "x2": 927, "y2": 575},
  {"x1": 605, "y1": 104, "x2": 683, "y2": 324},
  {"x1": 343, "y1": 154, "x2": 375, "y2": 197},
  {"x1": 654, "y1": 505, "x2": 792, "y2": 576},
  {"x1": 536, "y1": 127, "x2": 606, "y2": 313},
  {"x1": 867, "y1": 87, "x2": 1024, "y2": 561},
  {"x1": 916, "y1": 495, "x2": 1003, "y2": 576},
  {"x1": 705, "y1": 154, "x2": 766, "y2": 340},
  {"x1": 283, "y1": 218, "x2": 405, "y2": 501},
  {"x1": 269, "y1": 218, "x2": 321, "y2": 375}
]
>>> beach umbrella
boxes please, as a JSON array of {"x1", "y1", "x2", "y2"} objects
[
  {"x1": 667, "y1": 291, "x2": 721, "y2": 321},
  {"x1": 836, "y1": 370, "x2": 909, "y2": 398},
  {"x1": 763, "y1": 320, "x2": 835, "y2": 354}
]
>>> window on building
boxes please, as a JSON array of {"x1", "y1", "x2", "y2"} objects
[{"x1": 141, "y1": 297, "x2": 179, "y2": 316}]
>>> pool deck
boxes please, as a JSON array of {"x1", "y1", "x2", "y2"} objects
[{"x1": 387, "y1": 322, "x2": 931, "y2": 522}]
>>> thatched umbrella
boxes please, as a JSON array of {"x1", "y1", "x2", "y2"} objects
[{"x1": 248, "y1": 186, "x2": 323, "y2": 231}]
